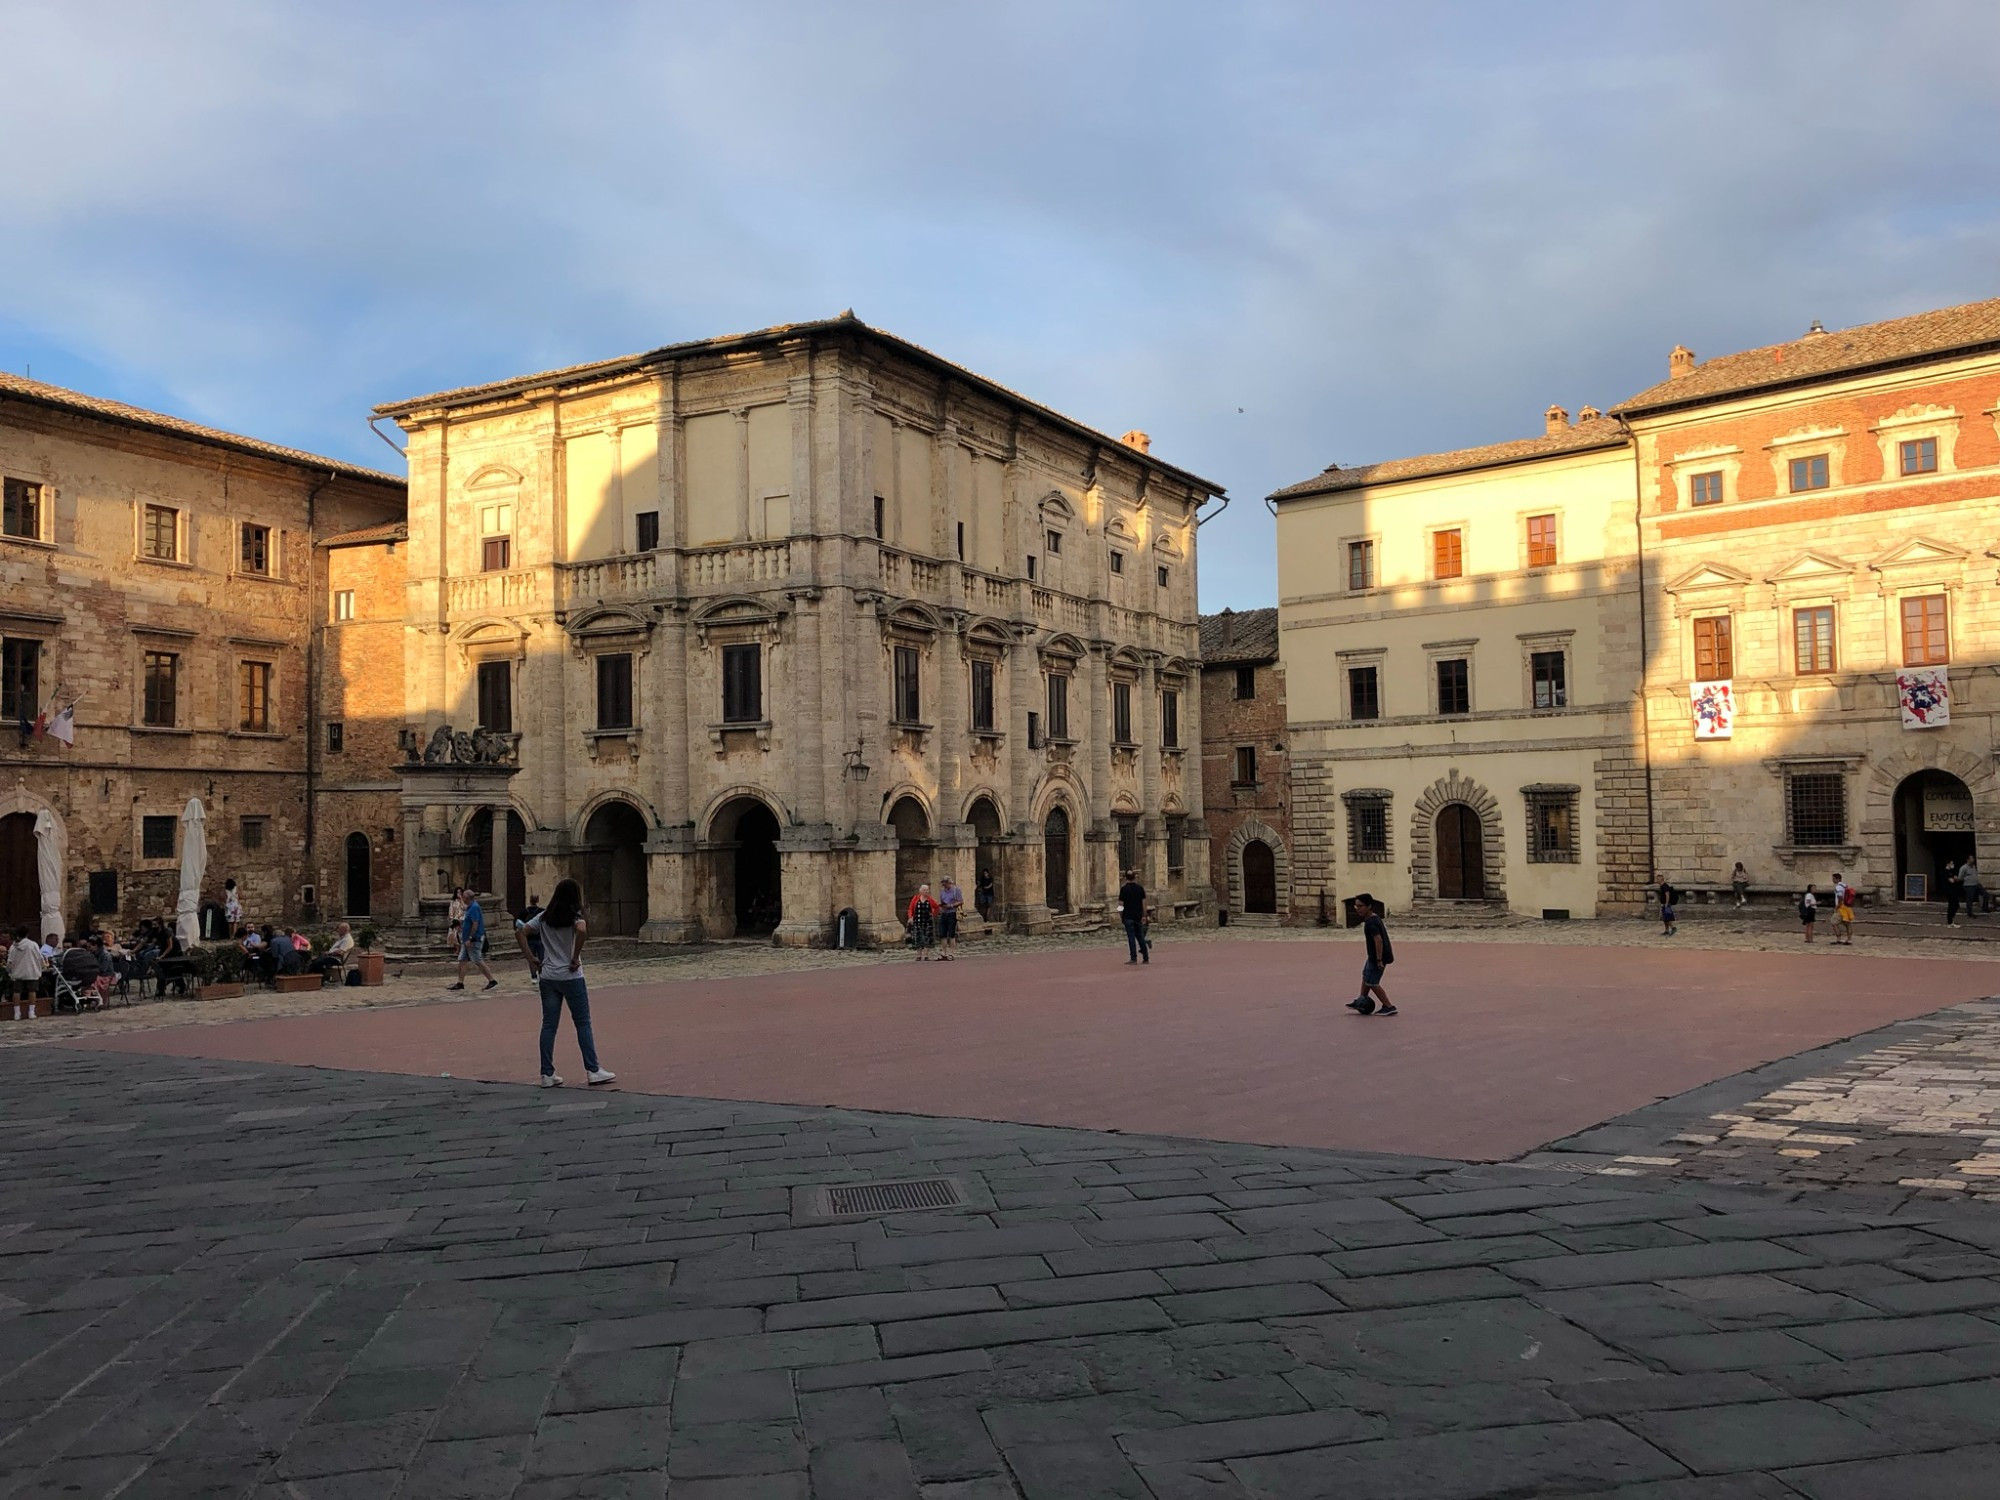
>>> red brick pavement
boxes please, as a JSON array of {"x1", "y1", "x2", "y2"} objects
[{"x1": 75, "y1": 939, "x2": 2000, "y2": 1160}]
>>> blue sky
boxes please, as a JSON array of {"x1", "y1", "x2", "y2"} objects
[{"x1": 5, "y1": 1, "x2": 1999, "y2": 608}]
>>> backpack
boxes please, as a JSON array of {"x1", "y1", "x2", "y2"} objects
[{"x1": 1799, "y1": 893, "x2": 1814, "y2": 921}]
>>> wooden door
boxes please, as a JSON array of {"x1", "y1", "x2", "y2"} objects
[
  {"x1": 344, "y1": 832, "x2": 371, "y2": 917},
  {"x1": 1242, "y1": 840, "x2": 1277, "y2": 913},
  {"x1": 1436, "y1": 804, "x2": 1485, "y2": 900},
  {"x1": 0, "y1": 813, "x2": 36, "y2": 934},
  {"x1": 1043, "y1": 808, "x2": 1070, "y2": 913}
]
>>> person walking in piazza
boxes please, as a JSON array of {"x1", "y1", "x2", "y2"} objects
[
  {"x1": 7, "y1": 928, "x2": 44, "y2": 1019},
  {"x1": 1833, "y1": 874, "x2": 1857, "y2": 945},
  {"x1": 1345, "y1": 894, "x2": 1396, "y2": 1017},
  {"x1": 935, "y1": 876, "x2": 964, "y2": 960},
  {"x1": 1960, "y1": 854, "x2": 1984, "y2": 917},
  {"x1": 905, "y1": 883, "x2": 939, "y2": 960},
  {"x1": 1117, "y1": 869, "x2": 1151, "y2": 965},
  {"x1": 1799, "y1": 883, "x2": 1818, "y2": 943},
  {"x1": 449, "y1": 888, "x2": 500, "y2": 991},
  {"x1": 1943, "y1": 860, "x2": 1963, "y2": 928},
  {"x1": 223, "y1": 878, "x2": 243, "y2": 937},
  {"x1": 1656, "y1": 875, "x2": 1678, "y2": 938},
  {"x1": 515, "y1": 878, "x2": 615, "y2": 1089},
  {"x1": 1731, "y1": 862, "x2": 1750, "y2": 908},
  {"x1": 974, "y1": 869, "x2": 996, "y2": 927},
  {"x1": 447, "y1": 886, "x2": 468, "y2": 951}
]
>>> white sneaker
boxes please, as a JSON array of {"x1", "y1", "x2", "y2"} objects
[
  {"x1": 541, "y1": 1074, "x2": 563, "y2": 1088},
  {"x1": 586, "y1": 1069, "x2": 617, "y2": 1086}
]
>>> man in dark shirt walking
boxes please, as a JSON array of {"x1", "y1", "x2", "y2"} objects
[
  {"x1": 1345, "y1": 894, "x2": 1396, "y2": 1017},
  {"x1": 1118, "y1": 870, "x2": 1151, "y2": 965}
]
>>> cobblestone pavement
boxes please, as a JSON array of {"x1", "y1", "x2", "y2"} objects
[
  {"x1": 10, "y1": 1050, "x2": 2000, "y2": 1497},
  {"x1": 1534, "y1": 999, "x2": 2000, "y2": 1210},
  {"x1": 8, "y1": 915, "x2": 1995, "y2": 1051}
]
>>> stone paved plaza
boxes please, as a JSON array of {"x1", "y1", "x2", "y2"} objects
[{"x1": 8, "y1": 1043, "x2": 2000, "y2": 1498}]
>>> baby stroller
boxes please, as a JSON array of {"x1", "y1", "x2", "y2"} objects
[{"x1": 50, "y1": 964, "x2": 106, "y2": 1015}]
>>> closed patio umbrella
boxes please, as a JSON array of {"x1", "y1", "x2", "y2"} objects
[
  {"x1": 177, "y1": 797, "x2": 207, "y2": 949},
  {"x1": 33, "y1": 809, "x2": 62, "y2": 942}
]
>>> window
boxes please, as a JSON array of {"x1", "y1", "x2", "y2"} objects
[
  {"x1": 1026, "y1": 554, "x2": 1037, "y2": 582},
  {"x1": 1166, "y1": 816, "x2": 1186, "y2": 876},
  {"x1": 239, "y1": 523, "x2": 271, "y2": 576},
  {"x1": 332, "y1": 589, "x2": 355, "y2": 622},
  {"x1": 476, "y1": 660, "x2": 512, "y2": 733},
  {"x1": 636, "y1": 511, "x2": 660, "y2": 551},
  {"x1": 722, "y1": 643, "x2": 762, "y2": 723},
  {"x1": 142, "y1": 651, "x2": 178, "y2": 727},
  {"x1": 1, "y1": 638, "x2": 39, "y2": 722},
  {"x1": 956, "y1": 522, "x2": 966, "y2": 561},
  {"x1": 873, "y1": 496, "x2": 886, "y2": 540},
  {"x1": 1899, "y1": 437, "x2": 1938, "y2": 477},
  {"x1": 1788, "y1": 454, "x2": 1830, "y2": 492},
  {"x1": 141, "y1": 816, "x2": 176, "y2": 861},
  {"x1": 1349, "y1": 665, "x2": 1380, "y2": 721},
  {"x1": 1689, "y1": 470, "x2": 1724, "y2": 507},
  {"x1": 893, "y1": 645, "x2": 922, "y2": 723},
  {"x1": 1525, "y1": 787, "x2": 1578, "y2": 863},
  {"x1": 1156, "y1": 566, "x2": 1169, "y2": 589},
  {"x1": 1235, "y1": 665, "x2": 1256, "y2": 700},
  {"x1": 481, "y1": 536, "x2": 511, "y2": 572},
  {"x1": 1347, "y1": 539, "x2": 1375, "y2": 591},
  {"x1": 1794, "y1": 606, "x2": 1836, "y2": 674},
  {"x1": 1786, "y1": 771, "x2": 1847, "y2": 846},
  {"x1": 1046, "y1": 673, "x2": 1070, "y2": 739},
  {"x1": 971, "y1": 659, "x2": 997, "y2": 733},
  {"x1": 1112, "y1": 681, "x2": 1133, "y2": 744},
  {"x1": 1432, "y1": 528, "x2": 1463, "y2": 580},
  {"x1": 2, "y1": 477, "x2": 44, "y2": 539},
  {"x1": 1046, "y1": 529, "x2": 1063, "y2": 555},
  {"x1": 1526, "y1": 514, "x2": 1557, "y2": 568},
  {"x1": 1901, "y1": 594, "x2": 1949, "y2": 666},
  {"x1": 1117, "y1": 816, "x2": 1139, "y2": 875},
  {"x1": 326, "y1": 721, "x2": 344, "y2": 754},
  {"x1": 1110, "y1": 551, "x2": 1124, "y2": 575},
  {"x1": 1530, "y1": 650, "x2": 1567, "y2": 710},
  {"x1": 142, "y1": 504, "x2": 179, "y2": 561},
  {"x1": 1233, "y1": 745, "x2": 1258, "y2": 786},
  {"x1": 1436, "y1": 658, "x2": 1470, "y2": 715},
  {"x1": 1161, "y1": 688, "x2": 1180, "y2": 749},
  {"x1": 596, "y1": 653, "x2": 634, "y2": 730},
  {"x1": 1347, "y1": 794, "x2": 1390, "y2": 863},
  {"x1": 240, "y1": 816, "x2": 267, "y2": 851},
  {"x1": 88, "y1": 871, "x2": 117, "y2": 915},
  {"x1": 1693, "y1": 616, "x2": 1733, "y2": 680},
  {"x1": 238, "y1": 661, "x2": 272, "y2": 732},
  {"x1": 1027, "y1": 710, "x2": 1043, "y2": 749}
]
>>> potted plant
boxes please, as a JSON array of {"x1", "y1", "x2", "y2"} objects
[
  {"x1": 190, "y1": 943, "x2": 248, "y2": 1000},
  {"x1": 350, "y1": 925, "x2": 384, "y2": 986}
]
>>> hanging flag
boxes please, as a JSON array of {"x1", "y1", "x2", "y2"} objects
[
  {"x1": 1898, "y1": 669, "x2": 1949, "y2": 729},
  {"x1": 47, "y1": 704, "x2": 75, "y2": 746},
  {"x1": 1690, "y1": 680, "x2": 1734, "y2": 740}
]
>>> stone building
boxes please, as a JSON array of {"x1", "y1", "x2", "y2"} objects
[
  {"x1": 0, "y1": 375, "x2": 404, "y2": 938},
  {"x1": 369, "y1": 315, "x2": 1222, "y2": 944},
  {"x1": 1270, "y1": 296, "x2": 2000, "y2": 917},
  {"x1": 1197, "y1": 607, "x2": 1294, "y2": 921}
]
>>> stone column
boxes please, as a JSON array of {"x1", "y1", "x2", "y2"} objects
[
  {"x1": 1085, "y1": 641, "x2": 1115, "y2": 907},
  {"x1": 1139, "y1": 654, "x2": 1164, "y2": 892},
  {"x1": 1005, "y1": 628, "x2": 1049, "y2": 930},
  {"x1": 1183, "y1": 655, "x2": 1215, "y2": 917},
  {"x1": 790, "y1": 592, "x2": 827, "y2": 828},
  {"x1": 401, "y1": 804, "x2": 424, "y2": 924},
  {"x1": 488, "y1": 804, "x2": 509, "y2": 915},
  {"x1": 656, "y1": 606, "x2": 691, "y2": 828}
]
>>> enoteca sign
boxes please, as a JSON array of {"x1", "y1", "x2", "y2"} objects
[{"x1": 1923, "y1": 784, "x2": 1975, "y2": 833}]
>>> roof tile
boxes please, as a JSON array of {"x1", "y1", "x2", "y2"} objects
[
  {"x1": 1199, "y1": 607, "x2": 1279, "y2": 663},
  {"x1": 1271, "y1": 418, "x2": 1627, "y2": 499}
]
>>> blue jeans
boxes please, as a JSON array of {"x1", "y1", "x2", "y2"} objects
[
  {"x1": 1123, "y1": 917, "x2": 1150, "y2": 961},
  {"x1": 539, "y1": 976, "x2": 601, "y2": 1077}
]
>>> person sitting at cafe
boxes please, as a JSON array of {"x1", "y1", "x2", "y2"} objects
[
  {"x1": 271, "y1": 928, "x2": 303, "y2": 977},
  {"x1": 312, "y1": 923, "x2": 356, "y2": 982}
]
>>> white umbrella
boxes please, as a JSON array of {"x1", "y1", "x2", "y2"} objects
[
  {"x1": 33, "y1": 809, "x2": 62, "y2": 942},
  {"x1": 177, "y1": 797, "x2": 207, "y2": 949}
]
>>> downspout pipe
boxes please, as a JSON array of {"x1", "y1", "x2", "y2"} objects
[{"x1": 368, "y1": 415, "x2": 406, "y2": 458}]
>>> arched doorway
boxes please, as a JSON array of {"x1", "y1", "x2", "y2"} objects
[
  {"x1": 707, "y1": 797, "x2": 781, "y2": 937},
  {"x1": 344, "y1": 832, "x2": 371, "y2": 918},
  {"x1": 1044, "y1": 806, "x2": 1071, "y2": 913},
  {"x1": 1435, "y1": 803, "x2": 1486, "y2": 900},
  {"x1": 0, "y1": 812, "x2": 36, "y2": 935},
  {"x1": 466, "y1": 808, "x2": 528, "y2": 913},
  {"x1": 1894, "y1": 770, "x2": 1976, "y2": 900},
  {"x1": 888, "y1": 796, "x2": 931, "y2": 907},
  {"x1": 581, "y1": 801, "x2": 648, "y2": 936},
  {"x1": 1242, "y1": 840, "x2": 1278, "y2": 913},
  {"x1": 968, "y1": 796, "x2": 1005, "y2": 926}
]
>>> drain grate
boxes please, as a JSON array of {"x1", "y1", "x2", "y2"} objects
[{"x1": 821, "y1": 1178, "x2": 964, "y2": 1217}]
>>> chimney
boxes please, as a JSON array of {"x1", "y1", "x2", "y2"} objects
[
  {"x1": 1220, "y1": 607, "x2": 1235, "y2": 648},
  {"x1": 1577, "y1": 404, "x2": 1602, "y2": 422},
  {"x1": 1120, "y1": 430, "x2": 1152, "y2": 454},
  {"x1": 1805, "y1": 318, "x2": 1828, "y2": 336},
  {"x1": 1544, "y1": 404, "x2": 1570, "y2": 436},
  {"x1": 1669, "y1": 344, "x2": 1696, "y2": 379}
]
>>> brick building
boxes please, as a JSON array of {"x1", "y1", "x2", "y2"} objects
[
  {"x1": 1271, "y1": 296, "x2": 2000, "y2": 917},
  {"x1": 0, "y1": 376, "x2": 404, "y2": 939},
  {"x1": 369, "y1": 315, "x2": 1222, "y2": 943},
  {"x1": 1198, "y1": 608, "x2": 1293, "y2": 921}
]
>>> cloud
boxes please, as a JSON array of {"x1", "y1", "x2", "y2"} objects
[{"x1": 3, "y1": 0, "x2": 1998, "y2": 607}]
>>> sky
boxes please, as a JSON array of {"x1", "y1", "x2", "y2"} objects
[{"x1": 4, "y1": 1, "x2": 2000, "y2": 609}]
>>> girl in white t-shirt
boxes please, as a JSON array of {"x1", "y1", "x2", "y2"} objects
[{"x1": 516, "y1": 878, "x2": 614, "y2": 1090}]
